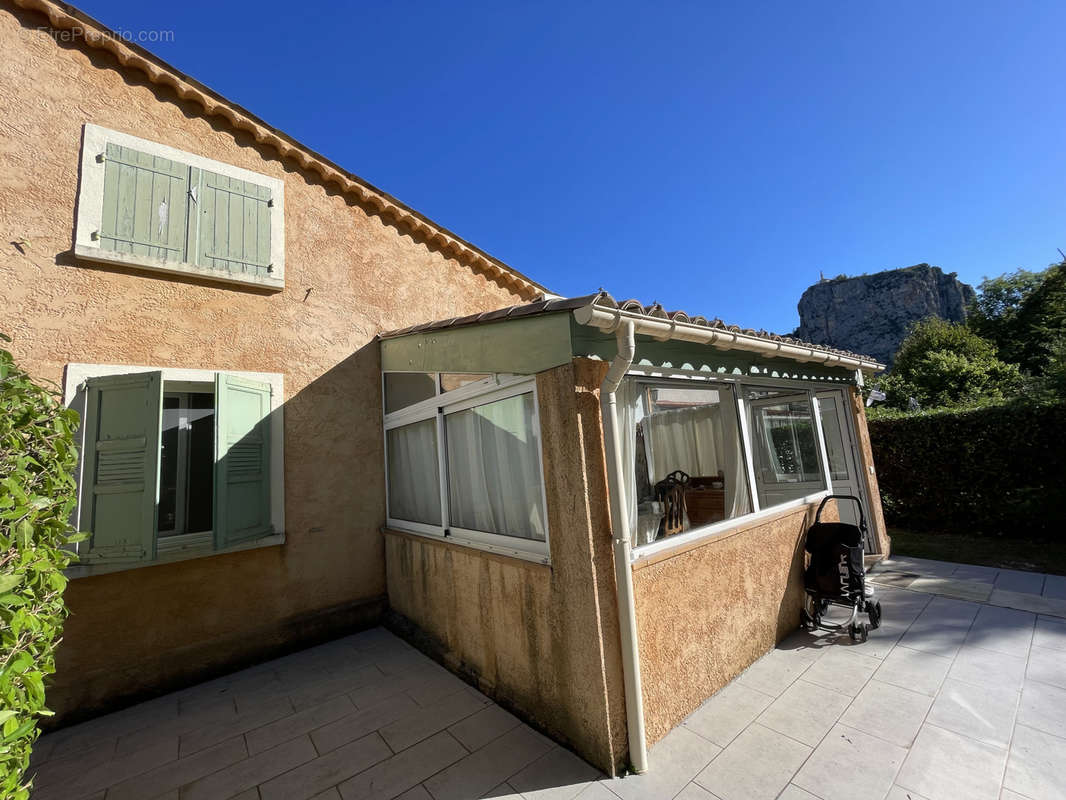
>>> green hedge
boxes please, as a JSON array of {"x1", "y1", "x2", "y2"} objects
[
  {"x1": 868, "y1": 401, "x2": 1066, "y2": 537},
  {"x1": 0, "y1": 337, "x2": 82, "y2": 800}
]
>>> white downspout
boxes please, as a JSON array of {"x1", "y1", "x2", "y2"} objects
[{"x1": 600, "y1": 319, "x2": 649, "y2": 774}]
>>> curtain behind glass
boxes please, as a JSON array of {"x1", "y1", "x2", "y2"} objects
[
  {"x1": 615, "y1": 378, "x2": 641, "y2": 536},
  {"x1": 446, "y1": 393, "x2": 546, "y2": 541},
  {"x1": 643, "y1": 387, "x2": 751, "y2": 520},
  {"x1": 386, "y1": 419, "x2": 441, "y2": 525}
]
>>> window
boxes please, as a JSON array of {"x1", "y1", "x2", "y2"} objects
[
  {"x1": 386, "y1": 419, "x2": 441, "y2": 526},
  {"x1": 445, "y1": 392, "x2": 546, "y2": 541},
  {"x1": 69, "y1": 366, "x2": 283, "y2": 569},
  {"x1": 74, "y1": 124, "x2": 285, "y2": 290},
  {"x1": 382, "y1": 374, "x2": 549, "y2": 562},
  {"x1": 159, "y1": 391, "x2": 214, "y2": 537},
  {"x1": 621, "y1": 376, "x2": 837, "y2": 550},
  {"x1": 629, "y1": 381, "x2": 752, "y2": 546},
  {"x1": 746, "y1": 390, "x2": 827, "y2": 507}
]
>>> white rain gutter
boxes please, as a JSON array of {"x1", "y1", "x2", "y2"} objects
[
  {"x1": 574, "y1": 304, "x2": 885, "y2": 373},
  {"x1": 600, "y1": 319, "x2": 649, "y2": 774}
]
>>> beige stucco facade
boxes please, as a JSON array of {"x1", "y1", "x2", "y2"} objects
[
  {"x1": 384, "y1": 359, "x2": 630, "y2": 775},
  {"x1": 0, "y1": 1, "x2": 535, "y2": 722},
  {"x1": 633, "y1": 502, "x2": 829, "y2": 745}
]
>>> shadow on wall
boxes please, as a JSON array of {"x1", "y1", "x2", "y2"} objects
[{"x1": 47, "y1": 339, "x2": 395, "y2": 728}]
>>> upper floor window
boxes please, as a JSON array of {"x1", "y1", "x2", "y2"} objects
[{"x1": 74, "y1": 124, "x2": 285, "y2": 290}]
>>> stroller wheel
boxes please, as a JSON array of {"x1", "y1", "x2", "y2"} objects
[
  {"x1": 868, "y1": 601, "x2": 882, "y2": 631},
  {"x1": 800, "y1": 609, "x2": 816, "y2": 631},
  {"x1": 848, "y1": 623, "x2": 869, "y2": 643}
]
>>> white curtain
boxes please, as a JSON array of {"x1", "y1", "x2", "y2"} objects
[
  {"x1": 644, "y1": 395, "x2": 750, "y2": 520},
  {"x1": 615, "y1": 378, "x2": 641, "y2": 536},
  {"x1": 387, "y1": 419, "x2": 441, "y2": 525},
  {"x1": 446, "y1": 393, "x2": 546, "y2": 541}
]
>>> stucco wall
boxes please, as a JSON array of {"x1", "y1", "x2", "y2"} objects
[
  {"x1": 384, "y1": 359, "x2": 629, "y2": 775},
  {"x1": 632, "y1": 501, "x2": 838, "y2": 745},
  {"x1": 848, "y1": 386, "x2": 891, "y2": 556},
  {"x1": 0, "y1": 4, "x2": 532, "y2": 720}
]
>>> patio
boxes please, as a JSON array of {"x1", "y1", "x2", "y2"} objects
[{"x1": 29, "y1": 556, "x2": 1066, "y2": 800}]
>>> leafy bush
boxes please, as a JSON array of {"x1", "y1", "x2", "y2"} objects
[
  {"x1": 876, "y1": 318, "x2": 1022, "y2": 410},
  {"x1": 868, "y1": 400, "x2": 1066, "y2": 537},
  {"x1": 0, "y1": 336, "x2": 81, "y2": 800}
]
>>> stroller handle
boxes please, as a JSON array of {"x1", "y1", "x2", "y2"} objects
[{"x1": 815, "y1": 494, "x2": 867, "y2": 532}]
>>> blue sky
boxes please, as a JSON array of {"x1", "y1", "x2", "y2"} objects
[{"x1": 79, "y1": 1, "x2": 1065, "y2": 333}]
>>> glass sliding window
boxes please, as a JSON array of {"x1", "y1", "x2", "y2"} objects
[
  {"x1": 445, "y1": 392, "x2": 546, "y2": 541},
  {"x1": 384, "y1": 372, "x2": 437, "y2": 414},
  {"x1": 817, "y1": 395, "x2": 849, "y2": 482},
  {"x1": 747, "y1": 390, "x2": 826, "y2": 508},
  {"x1": 630, "y1": 381, "x2": 752, "y2": 545},
  {"x1": 386, "y1": 419, "x2": 442, "y2": 526}
]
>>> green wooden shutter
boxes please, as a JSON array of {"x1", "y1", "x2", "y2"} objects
[
  {"x1": 99, "y1": 143, "x2": 189, "y2": 262},
  {"x1": 191, "y1": 168, "x2": 273, "y2": 277},
  {"x1": 78, "y1": 372, "x2": 163, "y2": 563},
  {"x1": 214, "y1": 374, "x2": 273, "y2": 548}
]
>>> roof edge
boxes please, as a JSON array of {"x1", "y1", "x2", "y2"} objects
[
  {"x1": 13, "y1": 0, "x2": 549, "y2": 299},
  {"x1": 572, "y1": 296, "x2": 885, "y2": 373}
]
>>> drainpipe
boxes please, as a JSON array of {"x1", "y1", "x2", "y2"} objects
[{"x1": 600, "y1": 319, "x2": 649, "y2": 774}]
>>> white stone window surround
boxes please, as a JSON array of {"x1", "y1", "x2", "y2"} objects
[
  {"x1": 74, "y1": 123, "x2": 286, "y2": 291},
  {"x1": 64, "y1": 363, "x2": 286, "y2": 578}
]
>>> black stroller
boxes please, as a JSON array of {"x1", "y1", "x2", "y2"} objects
[{"x1": 800, "y1": 494, "x2": 882, "y2": 642}]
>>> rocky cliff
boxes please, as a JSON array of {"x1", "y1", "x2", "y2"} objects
[{"x1": 794, "y1": 264, "x2": 976, "y2": 367}]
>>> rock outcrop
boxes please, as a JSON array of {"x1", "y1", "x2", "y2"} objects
[{"x1": 794, "y1": 264, "x2": 976, "y2": 367}]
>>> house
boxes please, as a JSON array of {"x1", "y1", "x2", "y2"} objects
[{"x1": 0, "y1": 0, "x2": 888, "y2": 778}]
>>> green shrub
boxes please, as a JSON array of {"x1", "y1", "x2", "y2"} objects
[
  {"x1": 868, "y1": 401, "x2": 1066, "y2": 537},
  {"x1": 0, "y1": 335, "x2": 82, "y2": 800},
  {"x1": 877, "y1": 318, "x2": 1023, "y2": 410}
]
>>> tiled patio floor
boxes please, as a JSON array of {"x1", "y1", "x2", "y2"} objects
[{"x1": 30, "y1": 556, "x2": 1066, "y2": 799}]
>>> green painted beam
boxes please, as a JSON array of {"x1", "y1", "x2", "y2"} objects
[
  {"x1": 570, "y1": 319, "x2": 857, "y2": 383},
  {"x1": 381, "y1": 313, "x2": 574, "y2": 374}
]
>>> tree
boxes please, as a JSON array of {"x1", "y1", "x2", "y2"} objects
[
  {"x1": 1009, "y1": 263, "x2": 1066, "y2": 376},
  {"x1": 877, "y1": 318, "x2": 1022, "y2": 410},
  {"x1": 968, "y1": 263, "x2": 1066, "y2": 374}
]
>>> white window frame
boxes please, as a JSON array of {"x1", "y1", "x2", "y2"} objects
[
  {"x1": 63, "y1": 363, "x2": 285, "y2": 577},
  {"x1": 625, "y1": 366, "x2": 837, "y2": 562},
  {"x1": 74, "y1": 123, "x2": 285, "y2": 291},
  {"x1": 382, "y1": 372, "x2": 551, "y2": 564}
]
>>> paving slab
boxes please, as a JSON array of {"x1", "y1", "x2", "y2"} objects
[
  {"x1": 839, "y1": 679, "x2": 932, "y2": 748},
  {"x1": 895, "y1": 724, "x2": 1007, "y2": 800},
  {"x1": 926, "y1": 679, "x2": 1019, "y2": 749},
  {"x1": 694, "y1": 724, "x2": 810, "y2": 800},
  {"x1": 1004, "y1": 724, "x2": 1066, "y2": 800},
  {"x1": 792, "y1": 723, "x2": 907, "y2": 800},
  {"x1": 995, "y1": 569, "x2": 1045, "y2": 595}
]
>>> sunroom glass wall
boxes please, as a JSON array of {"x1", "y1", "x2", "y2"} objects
[{"x1": 631, "y1": 382, "x2": 752, "y2": 546}]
